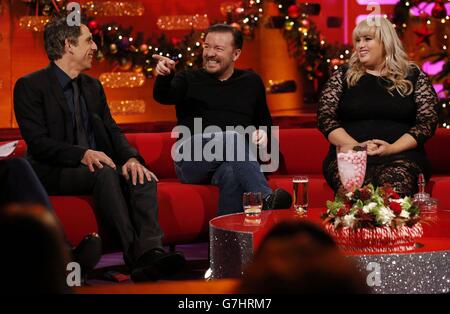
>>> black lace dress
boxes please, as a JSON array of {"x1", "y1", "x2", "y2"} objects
[{"x1": 317, "y1": 65, "x2": 438, "y2": 196}]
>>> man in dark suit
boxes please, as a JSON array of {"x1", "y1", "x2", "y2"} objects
[{"x1": 14, "y1": 15, "x2": 185, "y2": 282}]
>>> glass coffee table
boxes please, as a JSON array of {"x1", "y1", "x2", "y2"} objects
[{"x1": 209, "y1": 209, "x2": 450, "y2": 293}]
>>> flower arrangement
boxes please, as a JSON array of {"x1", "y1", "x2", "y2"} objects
[{"x1": 322, "y1": 184, "x2": 420, "y2": 229}]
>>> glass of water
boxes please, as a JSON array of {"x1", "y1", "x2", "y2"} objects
[
  {"x1": 293, "y1": 176, "x2": 308, "y2": 212},
  {"x1": 243, "y1": 192, "x2": 262, "y2": 217}
]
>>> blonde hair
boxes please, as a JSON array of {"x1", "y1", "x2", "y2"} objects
[{"x1": 347, "y1": 17, "x2": 415, "y2": 96}]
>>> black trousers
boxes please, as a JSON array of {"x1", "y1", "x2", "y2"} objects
[
  {"x1": 0, "y1": 158, "x2": 52, "y2": 209},
  {"x1": 56, "y1": 165, "x2": 163, "y2": 266}
]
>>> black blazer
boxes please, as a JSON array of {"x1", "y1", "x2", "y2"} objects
[{"x1": 14, "y1": 64, "x2": 144, "y2": 193}]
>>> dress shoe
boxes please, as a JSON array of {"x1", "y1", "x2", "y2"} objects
[
  {"x1": 131, "y1": 248, "x2": 186, "y2": 282},
  {"x1": 263, "y1": 188, "x2": 292, "y2": 210},
  {"x1": 71, "y1": 233, "x2": 102, "y2": 280}
]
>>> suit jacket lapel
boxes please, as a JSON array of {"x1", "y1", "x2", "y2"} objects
[{"x1": 44, "y1": 65, "x2": 74, "y2": 144}]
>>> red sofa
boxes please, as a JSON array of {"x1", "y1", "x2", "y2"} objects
[{"x1": 3, "y1": 128, "x2": 450, "y2": 246}]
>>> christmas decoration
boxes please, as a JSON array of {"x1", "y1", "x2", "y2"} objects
[
  {"x1": 99, "y1": 72, "x2": 146, "y2": 88},
  {"x1": 108, "y1": 100, "x2": 146, "y2": 115},
  {"x1": 273, "y1": 0, "x2": 352, "y2": 99},
  {"x1": 156, "y1": 14, "x2": 210, "y2": 31},
  {"x1": 413, "y1": 23, "x2": 434, "y2": 46},
  {"x1": 19, "y1": 0, "x2": 65, "y2": 31},
  {"x1": 432, "y1": 0, "x2": 448, "y2": 19},
  {"x1": 82, "y1": 1, "x2": 145, "y2": 17},
  {"x1": 392, "y1": 0, "x2": 449, "y2": 128},
  {"x1": 322, "y1": 184, "x2": 423, "y2": 253},
  {"x1": 19, "y1": 15, "x2": 51, "y2": 32}
]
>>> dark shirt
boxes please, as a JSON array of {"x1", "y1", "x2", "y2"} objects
[
  {"x1": 153, "y1": 69, "x2": 272, "y2": 137},
  {"x1": 51, "y1": 62, "x2": 96, "y2": 148}
]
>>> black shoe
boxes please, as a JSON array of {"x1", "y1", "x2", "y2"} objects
[
  {"x1": 130, "y1": 248, "x2": 186, "y2": 282},
  {"x1": 72, "y1": 233, "x2": 102, "y2": 279},
  {"x1": 263, "y1": 188, "x2": 292, "y2": 210}
]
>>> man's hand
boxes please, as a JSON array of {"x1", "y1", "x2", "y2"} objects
[
  {"x1": 367, "y1": 139, "x2": 394, "y2": 156},
  {"x1": 152, "y1": 54, "x2": 176, "y2": 76},
  {"x1": 81, "y1": 149, "x2": 116, "y2": 172},
  {"x1": 122, "y1": 157, "x2": 159, "y2": 186},
  {"x1": 252, "y1": 129, "x2": 268, "y2": 147}
]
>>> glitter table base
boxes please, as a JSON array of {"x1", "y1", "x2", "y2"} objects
[{"x1": 209, "y1": 210, "x2": 450, "y2": 294}]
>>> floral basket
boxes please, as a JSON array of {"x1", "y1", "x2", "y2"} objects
[{"x1": 322, "y1": 184, "x2": 423, "y2": 253}]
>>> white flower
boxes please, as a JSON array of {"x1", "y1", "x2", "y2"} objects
[
  {"x1": 377, "y1": 206, "x2": 395, "y2": 225},
  {"x1": 342, "y1": 214, "x2": 356, "y2": 228},
  {"x1": 362, "y1": 202, "x2": 377, "y2": 214},
  {"x1": 346, "y1": 191, "x2": 354, "y2": 199},
  {"x1": 391, "y1": 198, "x2": 406, "y2": 206},
  {"x1": 399, "y1": 210, "x2": 410, "y2": 219},
  {"x1": 334, "y1": 217, "x2": 342, "y2": 228}
]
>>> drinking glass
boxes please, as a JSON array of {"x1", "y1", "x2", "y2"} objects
[
  {"x1": 336, "y1": 144, "x2": 367, "y2": 192},
  {"x1": 243, "y1": 192, "x2": 262, "y2": 217},
  {"x1": 293, "y1": 176, "x2": 308, "y2": 212}
]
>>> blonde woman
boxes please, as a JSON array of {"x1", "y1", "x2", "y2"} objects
[{"x1": 317, "y1": 17, "x2": 438, "y2": 196}]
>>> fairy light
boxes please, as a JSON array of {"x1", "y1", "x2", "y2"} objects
[
  {"x1": 99, "y1": 72, "x2": 145, "y2": 88},
  {"x1": 19, "y1": 16, "x2": 50, "y2": 32},
  {"x1": 109, "y1": 100, "x2": 146, "y2": 115},
  {"x1": 427, "y1": 19, "x2": 431, "y2": 25},
  {"x1": 83, "y1": 1, "x2": 145, "y2": 17}
]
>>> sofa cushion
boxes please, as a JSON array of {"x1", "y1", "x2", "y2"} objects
[
  {"x1": 429, "y1": 176, "x2": 450, "y2": 212},
  {"x1": 50, "y1": 196, "x2": 98, "y2": 245},
  {"x1": 156, "y1": 181, "x2": 219, "y2": 243},
  {"x1": 425, "y1": 129, "x2": 450, "y2": 175},
  {"x1": 276, "y1": 129, "x2": 329, "y2": 175},
  {"x1": 126, "y1": 133, "x2": 177, "y2": 179}
]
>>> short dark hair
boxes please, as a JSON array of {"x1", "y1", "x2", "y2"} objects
[
  {"x1": 205, "y1": 24, "x2": 243, "y2": 50},
  {"x1": 238, "y1": 221, "x2": 370, "y2": 294},
  {"x1": 44, "y1": 14, "x2": 85, "y2": 61}
]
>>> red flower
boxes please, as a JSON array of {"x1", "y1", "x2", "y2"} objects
[
  {"x1": 359, "y1": 189, "x2": 371, "y2": 201},
  {"x1": 344, "y1": 201, "x2": 352, "y2": 210},
  {"x1": 337, "y1": 206, "x2": 349, "y2": 217},
  {"x1": 385, "y1": 187, "x2": 400, "y2": 200},
  {"x1": 390, "y1": 202, "x2": 402, "y2": 215}
]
